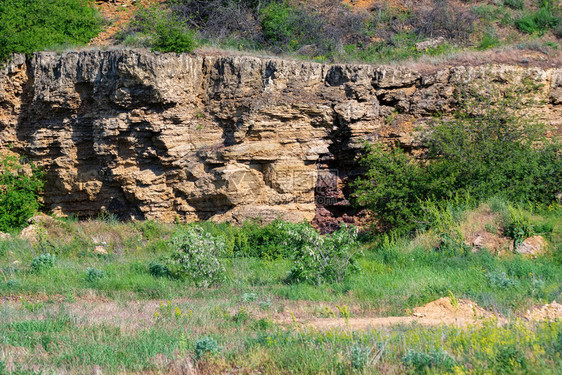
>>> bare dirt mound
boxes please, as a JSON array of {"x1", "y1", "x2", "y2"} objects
[
  {"x1": 304, "y1": 297, "x2": 494, "y2": 330},
  {"x1": 412, "y1": 297, "x2": 491, "y2": 323},
  {"x1": 525, "y1": 301, "x2": 562, "y2": 321}
]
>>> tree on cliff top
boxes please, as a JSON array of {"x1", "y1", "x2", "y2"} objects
[{"x1": 0, "y1": 0, "x2": 102, "y2": 62}]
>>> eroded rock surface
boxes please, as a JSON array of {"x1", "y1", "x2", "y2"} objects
[{"x1": 1, "y1": 50, "x2": 560, "y2": 228}]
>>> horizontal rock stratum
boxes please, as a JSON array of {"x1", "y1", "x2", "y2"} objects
[{"x1": 0, "y1": 50, "x2": 560, "y2": 228}]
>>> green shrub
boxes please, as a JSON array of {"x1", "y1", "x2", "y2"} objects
[
  {"x1": 505, "y1": 208, "x2": 534, "y2": 247},
  {"x1": 195, "y1": 336, "x2": 221, "y2": 360},
  {"x1": 234, "y1": 220, "x2": 304, "y2": 259},
  {"x1": 352, "y1": 88, "x2": 561, "y2": 233},
  {"x1": 0, "y1": 0, "x2": 102, "y2": 61},
  {"x1": 85, "y1": 267, "x2": 105, "y2": 282},
  {"x1": 148, "y1": 261, "x2": 170, "y2": 278},
  {"x1": 516, "y1": 7, "x2": 560, "y2": 35},
  {"x1": 260, "y1": 2, "x2": 296, "y2": 45},
  {"x1": 0, "y1": 155, "x2": 44, "y2": 232},
  {"x1": 555, "y1": 331, "x2": 562, "y2": 353},
  {"x1": 153, "y1": 24, "x2": 197, "y2": 54},
  {"x1": 165, "y1": 225, "x2": 225, "y2": 287},
  {"x1": 122, "y1": 4, "x2": 197, "y2": 54},
  {"x1": 30, "y1": 253, "x2": 56, "y2": 272},
  {"x1": 288, "y1": 224, "x2": 361, "y2": 284}
]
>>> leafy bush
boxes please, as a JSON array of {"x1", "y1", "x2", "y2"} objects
[
  {"x1": 30, "y1": 253, "x2": 56, "y2": 272},
  {"x1": 505, "y1": 208, "x2": 534, "y2": 247},
  {"x1": 149, "y1": 261, "x2": 170, "y2": 278},
  {"x1": 85, "y1": 267, "x2": 105, "y2": 282},
  {"x1": 122, "y1": 5, "x2": 196, "y2": 53},
  {"x1": 287, "y1": 224, "x2": 361, "y2": 284},
  {"x1": 153, "y1": 23, "x2": 197, "y2": 54},
  {"x1": 0, "y1": 156, "x2": 44, "y2": 232},
  {"x1": 195, "y1": 336, "x2": 221, "y2": 360},
  {"x1": 233, "y1": 220, "x2": 303, "y2": 259},
  {"x1": 352, "y1": 87, "x2": 562, "y2": 233},
  {"x1": 260, "y1": 2, "x2": 323, "y2": 50},
  {"x1": 164, "y1": 225, "x2": 225, "y2": 287},
  {"x1": 0, "y1": 0, "x2": 102, "y2": 61}
]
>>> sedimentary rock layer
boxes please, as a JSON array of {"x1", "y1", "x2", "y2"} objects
[{"x1": 0, "y1": 50, "x2": 560, "y2": 229}]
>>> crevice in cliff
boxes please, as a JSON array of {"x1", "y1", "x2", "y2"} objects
[{"x1": 313, "y1": 112, "x2": 357, "y2": 234}]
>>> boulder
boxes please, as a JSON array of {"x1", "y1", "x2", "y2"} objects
[
  {"x1": 19, "y1": 225, "x2": 39, "y2": 243},
  {"x1": 515, "y1": 235, "x2": 548, "y2": 257},
  {"x1": 415, "y1": 37, "x2": 447, "y2": 52},
  {"x1": 93, "y1": 245, "x2": 108, "y2": 255}
]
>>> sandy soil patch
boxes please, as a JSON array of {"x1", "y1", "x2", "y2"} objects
[
  {"x1": 302, "y1": 297, "x2": 498, "y2": 330},
  {"x1": 525, "y1": 301, "x2": 562, "y2": 321}
]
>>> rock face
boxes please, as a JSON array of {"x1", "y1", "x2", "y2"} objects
[{"x1": 0, "y1": 50, "x2": 560, "y2": 229}]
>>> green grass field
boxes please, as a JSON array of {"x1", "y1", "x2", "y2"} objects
[{"x1": 1, "y1": 201, "x2": 561, "y2": 373}]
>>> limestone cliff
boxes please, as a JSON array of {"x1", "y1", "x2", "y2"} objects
[{"x1": 0, "y1": 50, "x2": 560, "y2": 229}]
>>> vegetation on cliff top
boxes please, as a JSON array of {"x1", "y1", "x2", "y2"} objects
[
  {"x1": 0, "y1": 0, "x2": 559, "y2": 63},
  {"x1": 119, "y1": 0, "x2": 560, "y2": 62},
  {"x1": 0, "y1": 0, "x2": 102, "y2": 62}
]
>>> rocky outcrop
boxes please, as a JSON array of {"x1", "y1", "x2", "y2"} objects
[{"x1": 1, "y1": 50, "x2": 560, "y2": 229}]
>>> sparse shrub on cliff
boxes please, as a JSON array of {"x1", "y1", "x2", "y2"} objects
[
  {"x1": 164, "y1": 225, "x2": 226, "y2": 287},
  {"x1": 0, "y1": 0, "x2": 102, "y2": 61},
  {"x1": 0, "y1": 155, "x2": 44, "y2": 232}
]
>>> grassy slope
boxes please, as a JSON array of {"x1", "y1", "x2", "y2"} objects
[{"x1": 0, "y1": 202, "x2": 561, "y2": 373}]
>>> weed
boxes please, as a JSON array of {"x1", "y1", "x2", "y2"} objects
[
  {"x1": 288, "y1": 224, "x2": 361, "y2": 284},
  {"x1": 350, "y1": 343, "x2": 370, "y2": 370},
  {"x1": 447, "y1": 290, "x2": 459, "y2": 310},
  {"x1": 242, "y1": 292, "x2": 257, "y2": 302},
  {"x1": 21, "y1": 299, "x2": 44, "y2": 313},
  {"x1": 503, "y1": 0, "x2": 524, "y2": 10},
  {"x1": 487, "y1": 271, "x2": 517, "y2": 289},
  {"x1": 85, "y1": 267, "x2": 106, "y2": 282},
  {"x1": 402, "y1": 349, "x2": 456, "y2": 372},
  {"x1": 336, "y1": 305, "x2": 351, "y2": 324},
  {"x1": 495, "y1": 345, "x2": 526, "y2": 373},
  {"x1": 30, "y1": 253, "x2": 56, "y2": 272},
  {"x1": 195, "y1": 336, "x2": 221, "y2": 360},
  {"x1": 232, "y1": 307, "x2": 250, "y2": 324}
]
